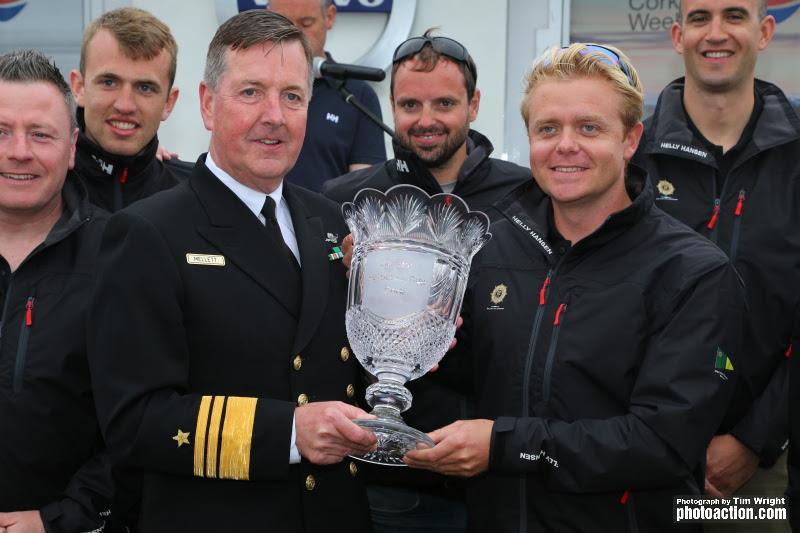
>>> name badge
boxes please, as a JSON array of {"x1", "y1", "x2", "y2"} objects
[{"x1": 186, "y1": 253, "x2": 226, "y2": 267}]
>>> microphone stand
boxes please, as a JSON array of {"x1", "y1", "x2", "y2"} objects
[{"x1": 331, "y1": 78, "x2": 398, "y2": 143}]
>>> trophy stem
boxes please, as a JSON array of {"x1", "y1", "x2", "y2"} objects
[{"x1": 365, "y1": 377, "x2": 412, "y2": 414}]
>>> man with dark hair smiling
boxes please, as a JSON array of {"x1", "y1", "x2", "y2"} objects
[
  {"x1": 0, "y1": 49, "x2": 111, "y2": 533},
  {"x1": 324, "y1": 31, "x2": 530, "y2": 532},
  {"x1": 633, "y1": 4, "x2": 799, "y2": 528}
]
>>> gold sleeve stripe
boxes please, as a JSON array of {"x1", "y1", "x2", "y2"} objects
[
  {"x1": 219, "y1": 396, "x2": 258, "y2": 480},
  {"x1": 193, "y1": 395, "x2": 213, "y2": 477},
  {"x1": 205, "y1": 395, "x2": 226, "y2": 478}
]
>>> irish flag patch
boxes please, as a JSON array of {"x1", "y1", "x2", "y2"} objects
[{"x1": 714, "y1": 348, "x2": 734, "y2": 380}]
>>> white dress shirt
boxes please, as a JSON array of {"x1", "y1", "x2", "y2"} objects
[
  {"x1": 205, "y1": 153, "x2": 301, "y2": 265},
  {"x1": 204, "y1": 154, "x2": 303, "y2": 464}
]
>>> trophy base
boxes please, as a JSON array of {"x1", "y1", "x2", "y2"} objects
[{"x1": 349, "y1": 417, "x2": 434, "y2": 466}]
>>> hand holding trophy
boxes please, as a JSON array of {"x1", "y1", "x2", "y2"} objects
[{"x1": 342, "y1": 184, "x2": 490, "y2": 465}]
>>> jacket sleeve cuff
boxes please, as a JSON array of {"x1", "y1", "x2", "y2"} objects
[
  {"x1": 490, "y1": 417, "x2": 542, "y2": 474},
  {"x1": 40, "y1": 500, "x2": 106, "y2": 533}
]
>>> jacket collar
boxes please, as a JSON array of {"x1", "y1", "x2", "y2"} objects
[
  {"x1": 75, "y1": 107, "x2": 160, "y2": 182},
  {"x1": 388, "y1": 129, "x2": 495, "y2": 195},
  {"x1": 190, "y1": 155, "x2": 329, "y2": 353},
  {"x1": 641, "y1": 77, "x2": 800, "y2": 165},
  {"x1": 498, "y1": 164, "x2": 654, "y2": 265},
  {"x1": 40, "y1": 172, "x2": 96, "y2": 248}
]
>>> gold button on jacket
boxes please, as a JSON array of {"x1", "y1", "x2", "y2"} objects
[
  {"x1": 346, "y1": 384, "x2": 355, "y2": 398},
  {"x1": 349, "y1": 461, "x2": 358, "y2": 476},
  {"x1": 305, "y1": 474, "x2": 315, "y2": 491},
  {"x1": 340, "y1": 347, "x2": 350, "y2": 362},
  {"x1": 297, "y1": 393, "x2": 309, "y2": 406},
  {"x1": 293, "y1": 355, "x2": 302, "y2": 371}
]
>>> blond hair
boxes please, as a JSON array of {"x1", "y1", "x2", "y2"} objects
[{"x1": 520, "y1": 43, "x2": 644, "y2": 134}]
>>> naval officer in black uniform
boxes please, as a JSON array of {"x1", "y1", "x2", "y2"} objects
[{"x1": 89, "y1": 10, "x2": 375, "y2": 532}]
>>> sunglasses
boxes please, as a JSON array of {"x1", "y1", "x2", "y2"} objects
[
  {"x1": 392, "y1": 36, "x2": 478, "y2": 83},
  {"x1": 576, "y1": 44, "x2": 636, "y2": 88}
]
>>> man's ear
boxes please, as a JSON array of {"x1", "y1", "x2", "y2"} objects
[
  {"x1": 325, "y1": 3, "x2": 337, "y2": 31},
  {"x1": 161, "y1": 86, "x2": 180, "y2": 121},
  {"x1": 468, "y1": 88, "x2": 481, "y2": 123},
  {"x1": 670, "y1": 22, "x2": 685, "y2": 55},
  {"x1": 69, "y1": 69, "x2": 86, "y2": 107},
  {"x1": 199, "y1": 82, "x2": 215, "y2": 132}
]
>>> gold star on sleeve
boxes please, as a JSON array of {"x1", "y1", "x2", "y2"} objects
[{"x1": 172, "y1": 429, "x2": 191, "y2": 447}]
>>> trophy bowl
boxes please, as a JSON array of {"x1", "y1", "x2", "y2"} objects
[{"x1": 342, "y1": 184, "x2": 490, "y2": 465}]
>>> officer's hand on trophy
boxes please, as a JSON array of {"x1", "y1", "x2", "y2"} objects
[
  {"x1": 403, "y1": 419, "x2": 493, "y2": 477},
  {"x1": 295, "y1": 401, "x2": 376, "y2": 465},
  {"x1": 341, "y1": 234, "x2": 354, "y2": 275}
]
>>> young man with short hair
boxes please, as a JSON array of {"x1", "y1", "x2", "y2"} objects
[{"x1": 70, "y1": 7, "x2": 191, "y2": 212}]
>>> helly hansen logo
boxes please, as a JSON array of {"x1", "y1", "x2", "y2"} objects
[
  {"x1": 512, "y1": 216, "x2": 553, "y2": 256},
  {"x1": 92, "y1": 155, "x2": 114, "y2": 175},
  {"x1": 519, "y1": 450, "x2": 559, "y2": 469},
  {"x1": 396, "y1": 159, "x2": 410, "y2": 173},
  {"x1": 326, "y1": 112, "x2": 339, "y2": 123},
  {"x1": 659, "y1": 142, "x2": 708, "y2": 159}
]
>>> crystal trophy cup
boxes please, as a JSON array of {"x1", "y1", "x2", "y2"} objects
[{"x1": 342, "y1": 184, "x2": 490, "y2": 465}]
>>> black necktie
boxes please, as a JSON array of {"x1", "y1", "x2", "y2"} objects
[{"x1": 261, "y1": 196, "x2": 301, "y2": 275}]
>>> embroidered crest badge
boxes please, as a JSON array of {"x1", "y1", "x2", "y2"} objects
[{"x1": 490, "y1": 284, "x2": 508, "y2": 305}]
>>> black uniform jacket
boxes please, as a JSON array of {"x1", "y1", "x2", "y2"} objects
[
  {"x1": 0, "y1": 175, "x2": 112, "y2": 532},
  {"x1": 323, "y1": 130, "x2": 530, "y2": 492},
  {"x1": 89, "y1": 156, "x2": 370, "y2": 533},
  {"x1": 633, "y1": 78, "x2": 800, "y2": 466},
  {"x1": 447, "y1": 169, "x2": 750, "y2": 532},
  {"x1": 74, "y1": 109, "x2": 192, "y2": 213}
]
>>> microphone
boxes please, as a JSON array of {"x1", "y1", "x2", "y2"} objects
[{"x1": 312, "y1": 57, "x2": 385, "y2": 82}]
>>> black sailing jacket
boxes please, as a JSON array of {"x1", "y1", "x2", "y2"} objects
[
  {"x1": 0, "y1": 175, "x2": 112, "y2": 532},
  {"x1": 323, "y1": 129, "x2": 530, "y2": 218},
  {"x1": 633, "y1": 78, "x2": 800, "y2": 466},
  {"x1": 74, "y1": 109, "x2": 192, "y2": 213},
  {"x1": 449, "y1": 168, "x2": 751, "y2": 532}
]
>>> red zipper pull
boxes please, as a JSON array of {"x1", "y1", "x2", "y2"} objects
[
  {"x1": 734, "y1": 190, "x2": 746, "y2": 216},
  {"x1": 707, "y1": 200, "x2": 721, "y2": 229},
  {"x1": 25, "y1": 297, "x2": 34, "y2": 327},
  {"x1": 620, "y1": 489, "x2": 630, "y2": 504},
  {"x1": 553, "y1": 303, "x2": 567, "y2": 326},
  {"x1": 539, "y1": 273, "x2": 551, "y2": 305},
  {"x1": 119, "y1": 168, "x2": 129, "y2": 184}
]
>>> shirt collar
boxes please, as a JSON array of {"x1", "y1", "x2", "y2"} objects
[{"x1": 204, "y1": 153, "x2": 286, "y2": 218}]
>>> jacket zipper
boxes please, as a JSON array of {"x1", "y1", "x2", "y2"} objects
[
  {"x1": 621, "y1": 490, "x2": 639, "y2": 533},
  {"x1": 519, "y1": 269, "x2": 553, "y2": 533},
  {"x1": 542, "y1": 303, "x2": 567, "y2": 403},
  {"x1": 13, "y1": 296, "x2": 34, "y2": 393},
  {"x1": 729, "y1": 190, "x2": 746, "y2": 262},
  {"x1": 113, "y1": 167, "x2": 128, "y2": 211}
]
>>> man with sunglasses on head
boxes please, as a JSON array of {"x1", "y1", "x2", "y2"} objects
[
  {"x1": 323, "y1": 30, "x2": 530, "y2": 532},
  {"x1": 266, "y1": 0, "x2": 386, "y2": 193},
  {"x1": 632, "y1": 3, "x2": 800, "y2": 527},
  {"x1": 404, "y1": 43, "x2": 753, "y2": 532}
]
